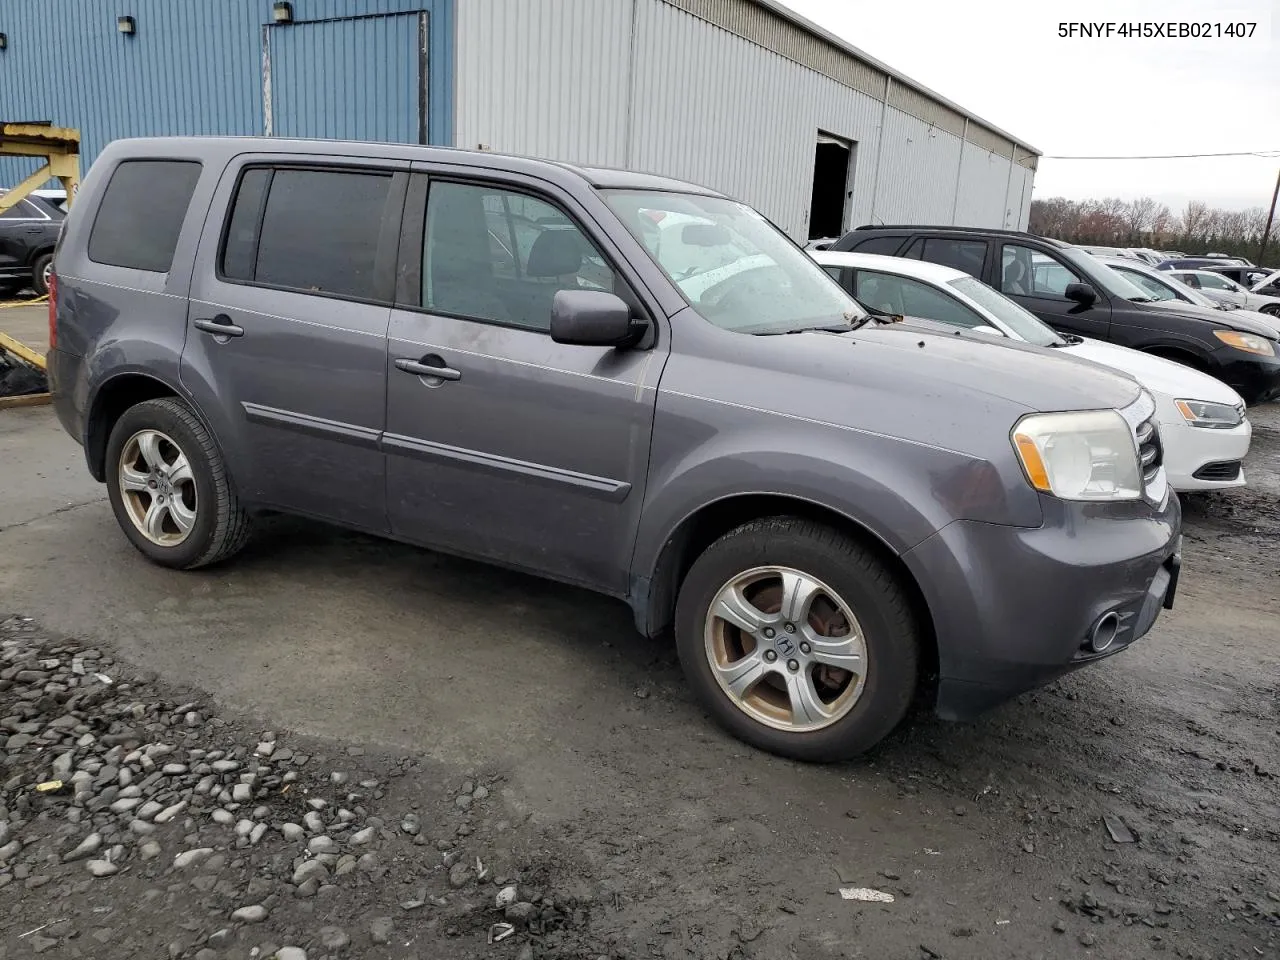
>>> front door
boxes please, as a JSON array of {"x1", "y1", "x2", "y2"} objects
[
  {"x1": 182, "y1": 157, "x2": 408, "y2": 530},
  {"x1": 997, "y1": 241, "x2": 1112, "y2": 339},
  {"x1": 384, "y1": 173, "x2": 665, "y2": 592}
]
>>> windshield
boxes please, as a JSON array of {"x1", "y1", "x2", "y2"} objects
[
  {"x1": 1111, "y1": 264, "x2": 1220, "y2": 308},
  {"x1": 948, "y1": 276, "x2": 1062, "y2": 347},
  {"x1": 1062, "y1": 247, "x2": 1154, "y2": 300},
  {"x1": 602, "y1": 190, "x2": 865, "y2": 334}
]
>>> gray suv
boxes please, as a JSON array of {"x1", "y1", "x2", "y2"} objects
[{"x1": 48, "y1": 138, "x2": 1182, "y2": 761}]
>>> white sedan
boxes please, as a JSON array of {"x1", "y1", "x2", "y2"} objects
[{"x1": 811, "y1": 251, "x2": 1252, "y2": 492}]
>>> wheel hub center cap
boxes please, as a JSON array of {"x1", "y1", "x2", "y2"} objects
[{"x1": 774, "y1": 634, "x2": 797, "y2": 658}]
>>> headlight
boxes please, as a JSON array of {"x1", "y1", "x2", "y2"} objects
[
  {"x1": 1213, "y1": 329, "x2": 1275, "y2": 356},
  {"x1": 1012, "y1": 410, "x2": 1142, "y2": 501},
  {"x1": 1175, "y1": 399, "x2": 1244, "y2": 429}
]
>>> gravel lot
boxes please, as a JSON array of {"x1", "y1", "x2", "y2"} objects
[{"x1": 1, "y1": 300, "x2": 1277, "y2": 958}]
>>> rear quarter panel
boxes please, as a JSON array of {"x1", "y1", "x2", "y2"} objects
[{"x1": 52, "y1": 140, "x2": 231, "y2": 454}]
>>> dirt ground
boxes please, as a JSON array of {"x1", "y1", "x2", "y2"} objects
[{"x1": 1, "y1": 300, "x2": 1278, "y2": 959}]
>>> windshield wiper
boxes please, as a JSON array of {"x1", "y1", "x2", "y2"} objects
[
  {"x1": 1050, "y1": 333, "x2": 1084, "y2": 346},
  {"x1": 755, "y1": 323, "x2": 853, "y2": 336},
  {"x1": 1128, "y1": 296, "x2": 1156, "y2": 303}
]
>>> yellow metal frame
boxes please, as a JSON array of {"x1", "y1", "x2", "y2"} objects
[{"x1": 0, "y1": 122, "x2": 80, "y2": 212}]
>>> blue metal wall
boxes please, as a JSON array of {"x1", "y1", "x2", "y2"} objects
[{"x1": 0, "y1": 0, "x2": 453, "y2": 185}]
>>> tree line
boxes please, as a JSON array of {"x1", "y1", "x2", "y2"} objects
[{"x1": 1028, "y1": 197, "x2": 1273, "y2": 260}]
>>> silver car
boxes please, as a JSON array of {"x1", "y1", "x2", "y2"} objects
[{"x1": 1169, "y1": 269, "x2": 1280, "y2": 317}]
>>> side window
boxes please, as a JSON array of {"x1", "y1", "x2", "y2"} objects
[
  {"x1": 922, "y1": 238, "x2": 986, "y2": 278},
  {"x1": 88, "y1": 160, "x2": 202, "y2": 272},
  {"x1": 821, "y1": 265, "x2": 854, "y2": 293},
  {"x1": 1196, "y1": 273, "x2": 1231, "y2": 290},
  {"x1": 855, "y1": 271, "x2": 985, "y2": 327},
  {"x1": 902, "y1": 238, "x2": 925, "y2": 260},
  {"x1": 1001, "y1": 243, "x2": 1080, "y2": 298},
  {"x1": 248, "y1": 168, "x2": 391, "y2": 300},
  {"x1": 422, "y1": 182, "x2": 617, "y2": 332},
  {"x1": 1178, "y1": 273, "x2": 1201, "y2": 289},
  {"x1": 0, "y1": 199, "x2": 45, "y2": 220},
  {"x1": 851, "y1": 235, "x2": 907, "y2": 256}
]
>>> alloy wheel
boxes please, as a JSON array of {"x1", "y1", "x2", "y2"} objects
[
  {"x1": 703, "y1": 566, "x2": 867, "y2": 731},
  {"x1": 118, "y1": 429, "x2": 198, "y2": 546}
]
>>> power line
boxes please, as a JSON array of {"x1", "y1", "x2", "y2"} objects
[{"x1": 1043, "y1": 150, "x2": 1280, "y2": 160}]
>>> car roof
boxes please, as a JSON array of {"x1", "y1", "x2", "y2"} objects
[
  {"x1": 810, "y1": 249, "x2": 970, "y2": 284},
  {"x1": 97, "y1": 136, "x2": 727, "y2": 198}
]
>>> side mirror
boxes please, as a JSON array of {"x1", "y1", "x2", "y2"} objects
[
  {"x1": 970, "y1": 325, "x2": 1006, "y2": 337},
  {"x1": 1064, "y1": 282, "x2": 1097, "y2": 306},
  {"x1": 550, "y1": 290, "x2": 644, "y2": 347}
]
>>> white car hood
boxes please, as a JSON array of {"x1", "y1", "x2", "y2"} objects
[{"x1": 1062, "y1": 338, "x2": 1243, "y2": 408}]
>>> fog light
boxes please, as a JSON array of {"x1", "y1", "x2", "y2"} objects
[{"x1": 1087, "y1": 612, "x2": 1120, "y2": 653}]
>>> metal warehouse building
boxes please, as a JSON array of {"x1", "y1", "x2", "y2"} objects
[{"x1": 0, "y1": 0, "x2": 1039, "y2": 239}]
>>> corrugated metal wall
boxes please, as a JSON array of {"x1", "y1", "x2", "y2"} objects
[
  {"x1": 452, "y1": 0, "x2": 633, "y2": 166},
  {"x1": 454, "y1": 0, "x2": 1035, "y2": 238},
  {"x1": 954, "y1": 141, "x2": 1015, "y2": 228},
  {"x1": 871, "y1": 109, "x2": 964, "y2": 226},
  {"x1": 0, "y1": 0, "x2": 453, "y2": 185}
]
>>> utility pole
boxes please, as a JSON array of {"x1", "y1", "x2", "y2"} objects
[{"x1": 1259, "y1": 166, "x2": 1280, "y2": 266}]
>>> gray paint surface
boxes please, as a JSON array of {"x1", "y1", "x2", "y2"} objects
[{"x1": 50, "y1": 136, "x2": 1177, "y2": 719}]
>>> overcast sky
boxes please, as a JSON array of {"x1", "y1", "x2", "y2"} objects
[{"x1": 778, "y1": 0, "x2": 1279, "y2": 215}]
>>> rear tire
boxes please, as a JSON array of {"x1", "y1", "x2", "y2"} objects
[
  {"x1": 31, "y1": 254, "x2": 53, "y2": 297},
  {"x1": 105, "y1": 397, "x2": 251, "y2": 569},
  {"x1": 674, "y1": 516, "x2": 920, "y2": 762},
  {"x1": 1260, "y1": 304, "x2": 1280, "y2": 317}
]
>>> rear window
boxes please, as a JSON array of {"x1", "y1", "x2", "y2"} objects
[
  {"x1": 220, "y1": 166, "x2": 392, "y2": 301},
  {"x1": 88, "y1": 160, "x2": 202, "y2": 272}
]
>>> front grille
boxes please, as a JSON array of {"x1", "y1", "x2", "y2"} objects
[
  {"x1": 1192, "y1": 460, "x2": 1242, "y2": 482},
  {"x1": 1135, "y1": 417, "x2": 1163, "y2": 486}
]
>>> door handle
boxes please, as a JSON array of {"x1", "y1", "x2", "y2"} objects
[
  {"x1": 193, "y1": 315, "x2": 244, "y2": 338},
  {"x1": 395, "y1": 356, "x2": 461, "y2": 381}
]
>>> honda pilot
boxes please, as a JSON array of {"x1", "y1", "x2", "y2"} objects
[{"x1": 49, "y1": 138, "x2": 1182, "y2": 761}]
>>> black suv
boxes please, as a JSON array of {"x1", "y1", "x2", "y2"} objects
[
  {"x1": 830, "y1": 226, "x2": 1280, "y2": 404},
  {"x1": 0, "y1": 191, "x2": 64, "y2": 296}
]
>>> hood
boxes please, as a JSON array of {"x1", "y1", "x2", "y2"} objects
[
  {"x1": 835, "y1": 317, "x2": 1142, "y2": 413},
  {"x1": 1063, "y1": 337, "x2": 1243, "y2": 407},
  {"x1": 1147, "y1": 299, "x2": 1280, "y2": 339}
]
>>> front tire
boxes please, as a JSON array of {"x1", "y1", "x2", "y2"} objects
[
  {"x1": 1259, "y1": 304, "x2": 1280, "y2": 317},
  {"x1": 674, "y1": 517, "x2": 920, "y2": 762},
  {"x1": 105, "y1": 397, "x2": 251, "y2": 569}
]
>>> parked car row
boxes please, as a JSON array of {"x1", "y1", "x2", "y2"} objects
[
  {"x1": 829, "y1": 225, "x2": 1280, "y2": 405},
  {"x1": 52, "y1": 138, "x2": 1189, "y2": 764}
]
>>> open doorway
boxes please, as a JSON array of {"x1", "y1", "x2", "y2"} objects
[{"x1": 807, "y1": 133, "x2": 853, "y2": 241}]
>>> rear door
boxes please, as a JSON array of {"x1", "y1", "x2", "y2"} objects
[
  {"x1": 995, "y1": 241, "x2": 1113, "y2": 339},
  {"x1": 181, "y1": 156, "x2": 407, "y2": 530},
  {"x1": 382, "y1": 170, "x2": 666, "y2": 593}
]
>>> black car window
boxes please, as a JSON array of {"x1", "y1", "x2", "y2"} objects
[
  {"x1": 850, "y1": 235, "x2": 906, "y2": 256},
  {"x1": 87, "y1": 160, "x2": 202, "y2": 273},
  {"x1": 227, "y1": 167, "x2": 392, "y2": 300},
  {"x1": 0, "y1": 198, "x2": 46, "y2": 220},
  {"x1": 902, "y1": 238, "x2": 925, "y2": 260},
  {"x1": 854, "y1": 270, "x2": 985, "y2": 327},
  {"x1": 922, "y1": 238, "x2": 986, "y2": 278},
  {"x1": 422, "y1": 181, "x2": 616, "y2": 332},
  {"x1": 1001, "y1": 243, "x2": 1080, "y2": 298}
]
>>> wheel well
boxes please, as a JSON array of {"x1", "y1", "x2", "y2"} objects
[
  {"x1": 643, "y1": 494, "x2": 938, "y2": 678},
  {"x1": 1143, "y1": 345, "x2": 1207, "y2": 371},
  {"x1": 85, "y1": 375, "x2": 179, "y2": 481}
]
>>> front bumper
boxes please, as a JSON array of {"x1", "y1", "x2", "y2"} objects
[
  {"x1": 903, "y1": 494, "x2": 1182, "y2": 720},
  {"x1": 1213, "y1": 349, "x2": 1280, "y2": 405},
  {"x1": 1159, "y1": 415, "x2": 1250, "y2": 491}
]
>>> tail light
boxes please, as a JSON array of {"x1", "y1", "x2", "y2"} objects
[{"x1": 47, "y1": 270, "x2": 57, "y2": 350}]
